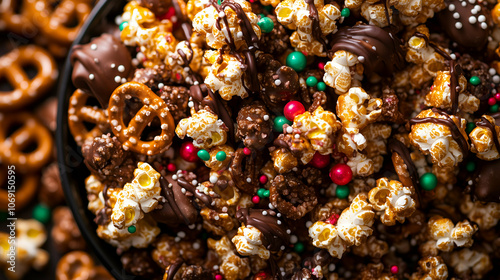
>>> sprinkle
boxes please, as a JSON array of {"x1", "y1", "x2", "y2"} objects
[
  {"x1": 114, "y1": 76, "x2": 121, "y2": 83},
  {"x1": 478, "y1": 15, "x2": 486, "y2": 22},
  {"x1": 188, "y1": 101, "x2": 194, "y2": 107},
  {"x1": 89, "y1": 74, "x2": 94, "y2": 80},
  {"x1": 469, "y1": 16, "x2": 477, "y2": 24},
  {"x1": 192, "y1": 180, "x2": 198, "y2": 185},
  {"x1": 172, "y1": 175, "x2": 178, "y2": 180},
  {"x1": 246, "y1": 177, "x2": 252, "y2": 183},
  {"x1": 493, "y1": 75, "x2": 500, "y2": 84},
  {"x1": 294, "y1": 134, "x2": 300, "y2": 139},
  {"x1": 448, "y1": 4, "x2": 455, "y2": 11},
  {"x1": 481, "y1": 22, "x2": 488, "y2": 29},
  {"x1": 453, "y1": 12, "x2": 460, "y2": 19},
  {"x1": 290, "y1": 235, "x2": 298, "y2": 243},
  {"x1": 275, "y1": 79, "x2": 282, "y2": 86},
  {"x1": 262, "y1": 211, "x2": 268, "y2": 215},
  {"x1": 489, "y1": 68, "x2": 496, "y2": 75},
  {"x1": 158, "y1": 83, "x2": 164, "y2": 88},
  {"x1": 90, "y1": 44, "x2": 97, "y2": 50},
  {"x1": 468, "y1": 0, "x2": 475, "y2": 3},
  {"x1": 358, "y1": 56, "x2": 365, "y2": 62},
  {"x1": 263, "y1": 115, "x2": 269, "y2": 121},
  {"x1": 455, "y1": 22, "x2": 463, "y2": 29},
  {"x1": 118, "y1": 65, "x2": 125, "y2": 72},
  {"x1": 111, "y1": 63, "x2": 115, "y2": 68},
  {"x1": 218, "y1": 11, "x2": 225, "y2": 17},
  {"x1": 461, "y1": 1, "x2": 466, "y2": 6},
  {"x1": 178, "y1": 231, "x2": 186, "y2": 238},
  {"x1": 210, "y1": 175, "x2": 218, "y2": 184},
  {"x1": 286, "y1": 126, "x2": 293, "y2": 134}
]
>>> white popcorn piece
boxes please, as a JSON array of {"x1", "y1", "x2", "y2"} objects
[
  {"x1": 469, "y1": 115, "x2": 500, "y2": 160},
  {"x1": 85, "y1": 174, "x2": 105, "y2": 214},
  {"x1": 208, "y1": 236, "x2": 251, "y2": 280},
  {"x1": 308, "y1": 221, "x2": 347, "y2": 258},
  {"x1": 232, "y1": 225, "x2": 270, "y2": 259},
  {"x1": 449, "y1": 249, "x2": 492, "y2": 278},
  {"x1": 428, "y1": 215, "x2": 477, "y2": 252},
  {"x1": 323, "y1": 50, "x2": 362, "y2": 94},
  {"x1": 176, "y1": 109, "x2": 228, "y2": 149},
  {"x1": 204, "y1": 50, "x2": 248, "y2": 101},
  {"x1": 411, "y1": 256, "x2": 448, "y2": 280},
  {"x1": 97, "y1": 216, "x2": 160, "y2": 250},
  {"x1": 337, "y1": 87, "x2": 382, "y2": 134},
  {"x1": 369, "y1": 178, "x2": 416, "y2": 226},
  {"x1": 460, "y1": 195, "x2": 500, "y2": 230}
]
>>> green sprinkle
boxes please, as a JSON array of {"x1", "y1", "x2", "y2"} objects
[
  {"x1": 306, "y1": 76, "x2": 318, "y2": 87},
  {"x1": 128, "y1": 225, "x2": 136, "y2": 234},
  {"x1": 257, "y1": 188, "x2": 266, "y2": 198},
  {"x1": 258, "y1": 16, "x2": 274, "y2": 33},
  {"x1": 420, "y1": 173, "x2": 438, "y2": 191},
  {"x1": 465, "y1": 161, "x2": 476, "y2": 172},
  {"x1": 119, "y1": 21, "x2": 128, "y2": 31},
  {"x1": 469, "y1": 76, "x2": 481, "y2": 86},
  {"x1": 263, "y1": 190, "x2": 270, "y2": 198},
  {"x1": 216, "y1": 151, "x2": 227, "y2": 161},
  {"x1": 294, "y1": 242, "x2": 305, "y2": 253},
  {"x1": 197, "y1": 149, "x2": 210, "y2": 161},
  {"x1": 273, "y1": 116, "x2": 292, "y2": 132},
  {"x1": 33, "y1": 204, "x2": 51, "y2": 224},
  {"x1": 341, "y1": 8, "x2": 350, "y2": 18},
  {"x1": 286, "y1": 51, "x2": 307, "y2": 72},
  {"x1": 335, "y1": 185, "x2": 350, "y2": 199},
  {"x1": 316, "y1": 82, "x2": 326, "y2": 91},
  {"x1": 490, "y1": 104, "x2": 499, "y2": 113},
  {"x1": 466, "y1": 122, "x2": 476, "y2": 134}
]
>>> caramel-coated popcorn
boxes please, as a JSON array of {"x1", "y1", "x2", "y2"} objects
[
  {"x1": 410, "y1": 256, "x2": 448, "y2": 280},
  {"x1": 204, "y1": 50, "x2": 248, "y2": 100},
  {"x1": 394, "y1": 0, "x2": 446, "y2": 25},
  {"x1": 449, "y1": 249, "x2": 492, "y2": 278},
  {"x1": 323, "y1": 50, "x2": 362, "y2": 94},
  {"x1": 427, "y1": 215, "x2": 477, "y2": 252},
  {"x1": 208, "y1": 236, "x2": 251, "y2": 280},
  {"x1": 337, "y1": 87, "x2": 383, "y2": 134},
  {"x1": 232, "y1": 225, "x2": 270, "y2": 259},
  {"x1": 176, "y1": 109, "x2": 228, "y2": 149},
  {"x1": 460, "y1": 195, "x2": 500, "y2": 230},
  {"x1": 97, "y1": 216, "x2": 160, "y2": 250},
  {"x1": 469, "y1": 115, "x2": 500, "y2": 160},
  {"x1": 368, "y1": 177, "x2": 416, "y2": 226},
  {"x1": 309, "y1": 221, "x2": 347, "y2": 258}
]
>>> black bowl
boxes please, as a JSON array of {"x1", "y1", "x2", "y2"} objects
[{"x1": 56, "y1": 1, "x2": 134, "y2": 279}]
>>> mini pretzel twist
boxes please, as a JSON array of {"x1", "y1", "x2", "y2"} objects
[
  {"x1": 25, "y1": 0, "x2": 92, "y2": 45},
  {"x1": 0, "y1": 165, "x2": 39, "y2": 211},
  {"x1": 0, "y1": 45, "x2": 57, "y2": 110},
  {"x1": 230, "y1": 148, "x2": 261, "y2": 195},
  {"x1": 108, "y1": 82, "x2": 175, "y2": 155},
  {"x1": 68, "y1": 89, "x2": 109, "y2": 146},
  {"x1": 0, "y1": 112, "x2": 53, "y2": 172},
  {"x1": 56, "y1": 251, "x2": 113, "y2": 280},
  {"x1": 0, "y1": 0, "x2": 37, "y2": 34}
]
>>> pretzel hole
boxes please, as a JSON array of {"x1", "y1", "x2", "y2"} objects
[
  {"x1": 13, "y1": 0, "x2": 26, "y2": 15},
  {"x1": 123, "y1": 98, "x2": 142, "y2": 126},
  {"x1": 61, "y1": 10, "x2": 80, "y2": 28},
  {"x1": 22, "y1": 63, "x2": 39, "y2": 80},
  {"x1": 141, "y1": 116, "x2": 162, "y2": 141},
  {"x1": 0, "y1": 76, "x2": 14, "y2": 92}
]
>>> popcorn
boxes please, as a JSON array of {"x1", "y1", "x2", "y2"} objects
[
  {"x1": 0, "y1": 219, "x2": 49, "y2": 280},
  {"x1": 361, "y1": 2, "x2": 393, "y2": 27},
  {"x1": 202, "y1": 145, "x2": 234, "y2": 171},
  {"x1": 427, "y1": 215, "x2": 477, "y2": 252},
  {"x1": 110, "y1": 162, "x2": 162, "y2": 229},
  {"x1": 97, "y1": 216, "x2": 160, "y2": 250},
  {"x1": 232, "y1": 225, "x2": 270, "y2": 259},
  {"x1": 424, "y1": 71, "x2": 479, "y2": 114},
  {"x1": 85, "y1": 174, "x2": 105, "y2": 214},
  {"x1": 469, "y1": 115, "x2": 500, "y2": 160},
  {"x1": 351, "y1": 236, "x2": 389, "y2": 259},
  {"x1": 410, "y1": 256, "x2": 448, "y2": 280},
  {"x1": 204, "y1": 50, "x2": 248, "y2": 100},
  {"x1": 460, "y1": 195, "x2": 500, "y2": 230},
  {"x1": 201, "y1": 207, "x2": 237, "y2": 236},
  {"x1": 409, "y1": 109, "x2": 468, "y2": 167},
  {"x1": 193, "y1": 0, "x2": 261, "y2": 50},
  {"x1": 176, "y1": 109, "x2": 228, "y2": 149},
  {"x1": 309, "y1": 194, "x2": 375, "y2": 258},
  {"x1": 276, "y1": 0, "x2": 341, "y2": 56},
  {"x1": 368, "y1": 177, "x2": 416, "y2": 226},
  {"x1": 187, "y1": 0, "x2": 210, "y2": 21},
  {"x1": 293, "y1": 106, "x2": 342, "y2": 155},
  {"x1": 346, "y1": 152, "x2": 374, "y2": 177},
  {"x1": 208, "y1": 236, "x2": 251, "y2": 280},
  {"x1": 394, "y1": 0, "x2": 446, "y2": 26},
  {"x1": 323, "y1": 50, "x2": 363, "y2": 94},
  {"x1": 362, "y1": 123, "x2": 392, "y2": 173},
  {"x1": 337, "y1": 87, "x2": 383, "y2": 134},
  {"x1": 270, "y1": 147, "x2": 298, "y2": 173},
  {"x1": 450, "y1": 249, "x2": 492, "y2": 278}
]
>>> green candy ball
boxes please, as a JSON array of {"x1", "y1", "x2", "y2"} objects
[
  {"x1": 263, "y1": 190, "x2": 270, "y2": 198},
  {"x1": 420, "y1": 173, "x2": 438, "y2": 191},
  {"x1": 286, "y1": 51, "x2": 307, "y2": 72},
  {"x1": 128, "y1": 225, "x2": 137, "y2": 234},
  {"x1": 33, "y1": 204, "x2": 51, "y2": 224},
  {"x1": 335, "y1": 185, "x2": 350, "y2": 199},
  {"x1": 316, "y1": 82, "x2": 326, "y2": 91},
  {"x1": 341, "y1": 8, "x2": 350, "y2": 17},
  {"x1": 216, "y1": 151, "x2": 227, "y2": 161},
  {"x1": 197, "y1": 149, "x2": 210, "y2": 161},
  {"x1": 465, "y1": 161, "x2": 476, "y2": 172},
  {"x1": 119, "y1": 21, "x2": 128, "y2": 31},
  {"x1": 258, "y1": 16, "x2": 274, "y2": 33},
  {"x1": 490, "y1": 104, "x2": 499, "y2": 113},
  {"x1": 469, "y1": 76, "x2": 481, "y2": 86},
  {"x1": 273, "y1": 116, "x2": 292, "y2": 132},
  {"x1": 257, "y1": 188, "x2": 266, "y2": 198},
  {"x1": 294, "y1": 242, "x2": 305, "y2": 253},
  {"x1": 466, "y1": 122, "x2": 476, "y2": 134},
  {"x1": 306, "y1": 76, "x2": 318, "y2": 87}
]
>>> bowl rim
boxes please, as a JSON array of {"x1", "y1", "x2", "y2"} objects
[{"x1": 55, "y1": 0, "x2": 135, "y2": 279}]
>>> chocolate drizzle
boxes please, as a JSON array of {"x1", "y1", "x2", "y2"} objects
[
  {"x1": 388, "y1": 139, "x2": 419, "y2": 188},
  {"x1": 409, "y1": 108, "x2": 468, "y2": 156},
  {"x1": 236, "y1": 208, "x2": 289, "y2": 252},
  {"x1": 304, "y1": 0, "x2": 327, "y2": 50},
  {"x1": 170, "y1": 0, "x2": 192, "y2": 40},
  {"x1": 165, "y1": 260, "x2": 184, "y2": 280},
  {"x1": 475, "y1": 117, "x2": 500, "y2": 154}
]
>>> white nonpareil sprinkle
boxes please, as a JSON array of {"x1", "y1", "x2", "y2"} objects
[
  {"x1": 172, "y1": 175, "x2": 178, "y2": 180},
  {"x1": 481, "y1": 22, "x2": 488, "y2": 29},
  {"x1": 188, "y1": 101, "x2": 194, "y2": 108},
  {"x1": 461, "y1": 1, "x2": 466, "y2": 6},
  {"x1": 158, "y1": 83, "x2": 164, "y2": 88},
  {"x1": 455, "y1": 22, "x2": 463, "y2": 29},
  {"x1": 89, "y1": 74, "x2": 94, "y2": 80},
  {"x1": 192, "y1": 180, "x2": 198, "y2": 185},
  {"x1": 90, "y1": 44, "x2": 97, "y2": 50},
  {"x1": 290, "y1": 235, "x2": 298, "y2": 243},
  {"x1": 263, "y1": 115, "x2": 269, "y2": 121},
  {"x1": 329, "y1": 264, "x2": 336, "y2": 271},
  {"x1": 111, "y1": 63, "x2": 116, "y2": 68},
  {"x1": 209, "y1": 175, "x2": 218, "y2": 184},
  {"x1": 489, "y1": 68, "x2": 496, "y2": 75},
  {"x1": 453, "y1": 12, "x2": 460, "y2": 19},
  {"x1": 294, "y1": 134, "x2": 300, "y2": 139},
  {"x1": 469, "y1": 16, "x2": 477, "y2": 24},
  {"x1": 358, "y1": 56, "x2": 365, "y2": 62},
  {"x1": 178, "y1": 231, "x2": 186, "y2": 238},
  {"x1": 286, "y1": 126, "x2": 293, "y2": 134},
  {"x1": 275, "y1": 79, "x2": 282, "y2": 86},
  {"x1": 218, "y1": 11, "x2": 225, "y2": 17},
  {"x1": 246, "y1": 177, "x2": 252, "y2": 183},
  {"x1": 493, "y1": 75, "x2": 500, "y2": 84},
  {"x1": 118, "y1": 65, "x2": 125, "y2": 72},
  {"x1": 305, "y1": 221, "x2": 312, "y2": 227},
  {"x1": 478, "y1": 15, "x2": 486, "y2": 22},
  {"x1": 262, "y1": 211, "x2": 268, "y2": 215},
  {"x1": 450, "y1": 53, "x2": 457, "y2": 60},
  {"x1": 114, "y1": 76, "x2": 121, "y2": 83},
  {"x1": 448, "y1": 4, "x2": 455, "y2": 11}
]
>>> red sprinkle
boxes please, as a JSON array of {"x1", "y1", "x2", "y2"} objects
[
  {"x1": 318, "y1": 62, "x2": 325, "y2": 70},
  {"x1": 252, "y1": 195, "x2": 261, "y2": 204},
  {"x1": 259, "y1": 175, "x2": 268, "y2": 184},
  {"x1": 215, "y1": 274, "x2": 223, "y2": 280},
  {"x1": 243, "y1": 147, "x2": 251, "y2": 156},
  {"x1": 488, "y1": 97, "x2": 496, "y2": 106},
  {"x1": 167, "y1": 163, "x2": 176, "y2": 172},
  {"x1": 495, "y1": 93, "x2": 500, "y2": 101},
  {"x1": 390, "y1": 265, "x2": 399, "y2": 274}
]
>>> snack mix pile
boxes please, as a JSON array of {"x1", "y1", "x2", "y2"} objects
[{"x1": 68, "y1": 0, "x2": 500, "y2": 279}]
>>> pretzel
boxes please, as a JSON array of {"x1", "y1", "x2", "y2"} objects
[
  {"x1": 68, "y1": 89, "x2": 109, "y2": 146},
  {"x1": 56, "y1": 251, "x2": 113, "y2": 280},
  {"x1": 25, "y1": 0, "x2": 92, "y2": 46},
  {"x1": 108, "y1": 82, "x2": 175, "y2": 155},
  {"x1": 0, "y1": 0, "x2": 37, "y2": 35},
  {"x1": 0, "y1": 45, "x2": 57, "y2": 110},
  {"x1": 0, "y1": 165, "x2": 39, "y2": 211},
  {"x1": 0, "y1": 112, "x2": 53, "y2": 172}
]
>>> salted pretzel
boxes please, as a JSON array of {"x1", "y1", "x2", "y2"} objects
[
  {"x1": 108, "y1": 82, "x2": 175, "y2": 155},
  {"x1": 0, "y1": 112, "x2": 53, "y2": 172},
  {"x1": 0, "y1": 0, "x2": 37, "y2": 35},
  {"x1": 56, "y1": 251, "x2": 113, "y2": 280},
  {"x1": 25, "y1": 0, "x2": 92, "y2": 46},
  {"x1": 0, "y1": 45, "x2": 57, "y2": 110},
  {"x1": 68, "y1": 89, "x2": 109, "y2": 146},
  {"x1": 0, "y1": 165, "x2": 39, "y2": 211}
]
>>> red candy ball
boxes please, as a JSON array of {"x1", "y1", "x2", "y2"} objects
[
  {"x1": 167, "y1": 163, "x2": 176, "y2": 172},
  {"x1": 284, "y1": 101, "x2": 305, "y2": 121},
  {"x1": 180, "y1": 142, "x2": 199, "y2": 162},
  {"x1": 318, "y1": 62, "x2": 325, "y2": 70},
  {"x1": 495, "y1": 93, "x2": 500, "y2": 101},
  {"x1": 243, "y1": 147, "x2": 251, "y2": 156},
  {"x1": 329, "y1": 163, "x2": 353, "y2": 185},
  {"x1": 252, "y1": 195, "x2": 261, "y2": 204},
  {"x1": 215, "y1": 274, "x2": 223, "y2": 280},
  {"x1": 259, "y1": 175, "x2": 268, "y2": 184},
  {"x1": 309, "y1": 152, "x2": 331, "y2": 169},
  {"x1": 488, "y1": 97, "x2": 496, "y2": 106},
  {"x1": 390, "y1": 265, "x2": 399, "y2": 274}
]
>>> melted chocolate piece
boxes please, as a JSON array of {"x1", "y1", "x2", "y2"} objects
[
  {"x1": 236, "y1": 208, "x2": 289, "y2": 252},
  {"x1": 71, "y1": 34, "x2": 133, "y2": 108},
  {"x1": 389, "y1": 139, "x2": 420, "y2": 188},
  {"x1": 438, "y1": 0, "x2": 489, "y2": 50},
  {"x1": 305, "y1": 0, "x2": 327, "y2": 50},
  {"x1": 329, "y1": 24, "x2": 405, "y2": 77},
  {"x1": 476, "y1": 117, "x2": 500, "y2": 154},
  {"x1": 165, "y1": 260, "x2": 184, "y2": 280},
  {"x1": 409, "y1": 108, "x2": 469, "y2": 156},
  {"x1": 473, "y1": 159, "x2": 500, "y2": 203}
]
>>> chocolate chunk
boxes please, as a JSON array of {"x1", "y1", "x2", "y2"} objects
[
  {"x1": 236, "y1": 102, "x2": 272, "y2": 150},
  {"x1": 71, "y1": 34, "x2": 133, "y2": 108},
  {"x1": 473, "y1": 159, "x2": 500, "y2": 203},
  {"x1": 121, "y1": 249, "x2": 161, "y2": 278}
]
